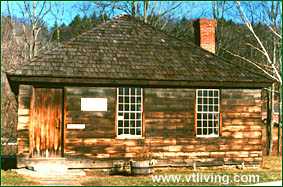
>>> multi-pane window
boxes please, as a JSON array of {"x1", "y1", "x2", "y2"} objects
[
  {"x1": 196, "y1": 89, "x2": 220, "y2": 137},
  {"x1": 117, "y1": 88, "x2": 143, "y2": 138}
]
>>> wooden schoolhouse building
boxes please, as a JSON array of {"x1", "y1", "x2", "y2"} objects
[{"x1": 7, "y1": 15, "x2": 273, "y2": 168}]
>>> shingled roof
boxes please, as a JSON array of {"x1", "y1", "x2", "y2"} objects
[{"x1": 7, "y1": 15, "x2": 273, "y2": 88}]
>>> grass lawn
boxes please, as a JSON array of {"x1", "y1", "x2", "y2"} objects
[
  {"x1": 81, "y1": 156, "x2": 282, "y2": 186},
  {"x1": 1, "y1": 156, "x2": 281, "y2": 186},
  {"x1": 1, "y1": 170, "x2": 40, "y2": 186}
]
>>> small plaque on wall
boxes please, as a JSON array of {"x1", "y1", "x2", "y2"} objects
[
  {"x1": 81, "y1": 98, "x2": 107, "y2": 111},
  {"x1": 67, "y1": 124, "x2": 85, "y2": 129}
]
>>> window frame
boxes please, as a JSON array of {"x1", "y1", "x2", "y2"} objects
[
  {"x1": 195, "y1": 89, "x2": 220, "y2": 138},
  {"x1": 116, "y1": 87, "x2": 143, "y2": 139}
]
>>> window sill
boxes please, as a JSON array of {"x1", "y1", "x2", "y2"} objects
[
  {"x1": 116, "y1": 135, "x2": 144, "y2": 140},
  {"x1": 196, "y1": 135, "x2": 219, "y2": 138}
]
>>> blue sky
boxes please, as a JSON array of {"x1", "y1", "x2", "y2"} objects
[
  {"x1": 1, "y1": 1, "x2": 280, "y2": 29},
  {"x1": 1, "y1": 1, "x2": 80, "y2": 26},
  {"x1": 1, "y1": 1, "x2": 222, "y2": 27}
]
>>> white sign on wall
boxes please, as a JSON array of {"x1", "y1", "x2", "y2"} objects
[
  {"x1": 67, "y1": 124, "x2": 85, "y2": 129},
  {"x1": 81, "y1": 98, "x2": 107, "y2": 111}
]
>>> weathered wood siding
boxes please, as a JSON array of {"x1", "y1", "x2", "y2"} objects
[
  {"x1": 64, "y1": 87, "x2": 117, "y2": 158},
  {"x1": 142, "y1": 89, "x2": 263, "y2": 165},
  {"x1": 220, "y1": 89, "x2": 263, "y2": 165},
  {"x1": 144, "y1": 89, "x2": 195, "y2": 138},
  {"x1": 17, "y1": 85, "x2": 263, "y2": 166},
  {"x1": 63, "y1": 87, "x2": 263, "y2": 166},
  {"x1": 17, "y1": 85, "x2": 33, "y2": 157}
]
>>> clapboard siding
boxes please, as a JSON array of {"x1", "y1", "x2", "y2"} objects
[
  {"x1": 17, "y1": 86, "x2": 263, "y2": 166},
  {"x1": 17, "y1": 85, "x2": 33, "y2": 156},
  {"x1": 62, "y1": 87, "x2": 263, "y2": 166},
  {"x1": 145, "y1": 88, "x2": 195, "y2": 139},
  {"x1": 220, "y1": 89, "x2": 263, "y2": 164},
  {"x1": 64, "y1": 87, "x2": 116, "y2": 156}
]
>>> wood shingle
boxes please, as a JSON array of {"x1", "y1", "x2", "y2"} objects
[{"x1": 7, "y1": 15, "x2": 273, "y2": 88}]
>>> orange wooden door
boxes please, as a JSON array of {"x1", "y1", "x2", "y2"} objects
[{"x1": 29, "y1": 88, "x2": 63, "y2": 158}]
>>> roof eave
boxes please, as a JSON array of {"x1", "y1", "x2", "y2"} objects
[{"x1": 7, "y1": 75, "x2": 273, "y2": 89}]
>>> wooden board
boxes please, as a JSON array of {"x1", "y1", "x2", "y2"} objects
[
  {"x1": 17, "y1": 86, "x2": 264, "y2": 168},
  {"x1": 29, "y1": 88, "x2": 63, "y2": 158}
]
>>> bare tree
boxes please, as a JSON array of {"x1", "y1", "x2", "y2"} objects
[
  {"x1": 50, "y1": 2, "x2": 65, "y2": 44},
  {"x1": 1, "y1": 1, "x2": 51, "y2": 153},
  {"x1": 211, "y1": 1, "x2": 235, "y2": 55},
  {"x1": 88, "y1": 1, "x2": 182, "y2": 30},
  {"x1": 1, "y1": 8, "x2": 26, "y2": 153},
  {"x1": 230, "y1": 1, "x2": 282, "y2": 155},
  {"x1": 16, "y1": 1, "x2": 51, "y2": 59}
]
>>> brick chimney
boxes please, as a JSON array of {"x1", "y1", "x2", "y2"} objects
[{"x1": 193, "y1": 18, "x2": 217, "y2": 54}]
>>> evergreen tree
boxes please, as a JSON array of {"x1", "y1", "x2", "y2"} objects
[{"x1": 50, "y1": 13, "x2": 109, "y2": 42}]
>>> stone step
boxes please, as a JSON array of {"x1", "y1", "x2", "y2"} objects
[{"x1": 14, "y1": 167, "x2": 85, "y2": 178}]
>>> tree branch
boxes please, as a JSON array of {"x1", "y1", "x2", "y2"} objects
[
  {"x1": 225, "y1": 50, "x2": 279, "y2": 82},
  {"x1": 268, "y1": 26, "x2": 282, "y2": 39},
  {"x1": 236, "y1": 1, "x2": 282, "y2": 84}
]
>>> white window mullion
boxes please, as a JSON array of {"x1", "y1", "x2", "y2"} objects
[
  {"x1": 196, "y1": 89, "x2": 220, "y2": 137},
  {"x1": 117, "y1": 87, "x2": 143, "y2": 139}
]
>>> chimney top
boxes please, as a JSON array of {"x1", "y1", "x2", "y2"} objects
[
  {"x1": 193, "y1": 18, "x2": 217, "y2": 54},
  {"x1": 197, "y1": 18, "x2": 217, "y2": 24}
]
